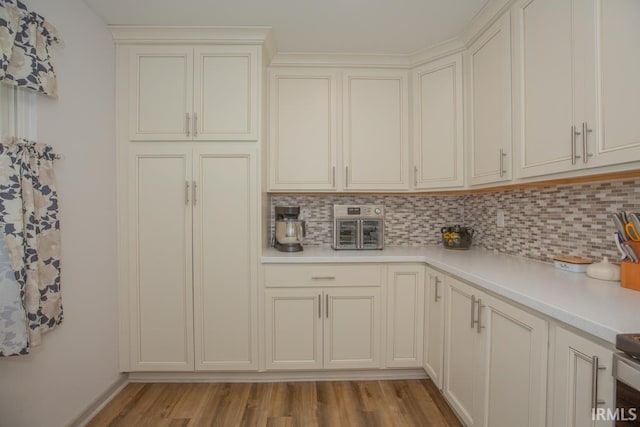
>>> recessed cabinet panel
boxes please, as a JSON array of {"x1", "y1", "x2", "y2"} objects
[
  {"x1": 193, "y1": 147, "x2": 257, "y2": 370},
  {"x1": 269, "y1": 71, "x2": 337, "y2": 190},
  {"x1": 129, "y1": 146, "x2": 193, "y2": 370},
  {"x1": 517, "y1": 0, "x2": 577, "y2": 175},
  {"x1": 386, "y1": 265, "x2": 424, "y2": 367},
  {"x1": 596, "y1": 0, "x2": 640, "y2": 165},
  {"x1": 343, "y1": 72, "x2": 409, "y2": 190},
  {"x1": 468, "y1": 14, "x2": 512, "y2": 185},
  {"x1": 130, "y1": 48, "x2": 193, "y2": 140},
  {"x1": 413, "y1": 55, "x2": 464, "y2": 189},
  {"x1": 265, "y1": 289, "x2": 323, "y2": 370},
  {"x1": 195, "y1": 47, "x2": 258, "y2": 140},
  {"x1": 324, "y1": 288, "x2": 381, "y2": 369}
]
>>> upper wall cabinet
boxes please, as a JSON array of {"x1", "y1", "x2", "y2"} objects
[
  {"x1": 512, "y1": 0, "x2": 597, "y2": 177},
  {"x1": 129, "y1": 45, "x2": 259, "y2": 141},
  {"x1": 592, "y1": 0, "x2": 640, "y2": 167},
  {"x1": 268, "y1": 69, "x2": 338, "y2": 191},
  {"x1": 413, "y1": 54, "x2": 464, "y2": 189},
  {"x1": 343, "y1": 70, "x2": 410, "y2": 191},
  {"x1": 467, "y1": 13, "x2": 513, "y2": 186}
]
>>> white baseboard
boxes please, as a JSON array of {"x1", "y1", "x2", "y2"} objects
[
  {"x1": 128, "y1": 368, "x2": 428, "y2": 383},
  {"x1": 68, "y1": 374, "x2": 129, "y2": 427}
]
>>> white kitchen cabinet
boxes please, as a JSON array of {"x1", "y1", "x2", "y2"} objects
[
  {"x1": 467, "y1": 13, "x2": 513, "y2": 186},
  {"x1": 423, "y1": 267, "x2": 445, "y2": 389},
  {"x1": 443, "y1": 275, "x2": 548, "y2": 426},
  {"x1": 192, "y1": 145, "x2": 259, "y2": 371},
  {"x1": 512, "y1": 0, "x2": 597, "y2": 178},
  {"x1": 127, "y1": 145, "x2": 194, "y2": 371},
  {"x1": 413, "y1": 54, "x2": 464, "y2": 189},
  {"x1": 592, "y1": 0, "x2": 640, "y2": 167},
  {"x1": 264, "y1": 288, "x2": 323, "y2": 370},
  {"x1": 268, "y1": 69, "x2": 338, "y2": 190},
  {"x1": 343, "y1": 69, "x2": 410, "y2": 191},
  {"x1": 551, "y1": 326, "x2": 615, "y2": 427},
  {"x1": 264, "y1": 286, "x2": 381, "y2": 370},
  {"x1": 127, "y1": 143, "x2": 259, "y2": 372},
  {"x1": 128, "y1": 45, "x2": 258, "y2": 141},
  {"x1": 482, "y1": 293, "x2": 548, "y2": 427},
  {"x1": 443, "y1": 276, "x2": 486, "y2": 426},
  {"x1": 386, "y1": 264, "x2": 424, "y2": 368}
]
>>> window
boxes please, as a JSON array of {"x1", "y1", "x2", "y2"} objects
[{"x1": 0, "y1": 85, "x2": 37, "y2": 140}]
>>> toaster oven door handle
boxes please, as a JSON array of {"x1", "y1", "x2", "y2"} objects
[{"x1": 356, "y1": 219, "x2": 362, "y2": 249}]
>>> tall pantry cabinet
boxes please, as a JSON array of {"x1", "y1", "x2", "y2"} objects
[{"x1": 113, "y1": 27, "x2": 269, "y2": 372}]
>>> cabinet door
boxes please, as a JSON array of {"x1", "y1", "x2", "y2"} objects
[
  {"x1": 386, "y1": 265, "x2": 424, "y2": 368},
  {"x1": 443, "y1": 277, "x2": 486, "y2": 427},
  {"x1": 128, "y1": 46, "x2": 193, "y2": 141},
  {"x1": 128, "y1": 145, "x2": 193, "y2": 370},
  {"x1": 513, "y1": 0, "x2": 600, "y2": 176},
  {"x1": 193, "y1": 46, "x2": 259, "y2": 140},
  {"x1": 269, "y1": 69, "x2": 338, "y2": 190},
  {"x1": 467, "y1": 13, "x2": 512, "y2": 186},
  {"x1": 483, "y1": 295, "x2": 548, "y2": 427},
  {"x1": 413, "y1": 54, "x2": 464, "y2": 189},
  {"x1": 324, "y1": 288, "x2": 381, "y2": 369},
  {"x1": 592, "y1": 0, "x2": 640, "y2": 166},
  {"x1": 343, "y1": 70, "x2": 409, "y2": 191},
  {"x1": 193, "y1": 144, "x2": 258, "y2": 371},
  {"x1": 552, "y1": 326, "x2": 615, "y2": 427},
  {"x1": 264, "y1": 288, "x2": 323, "y2": 370},
  {"x1": 424, "y1": 268, "x2": 446, "y2": 390}
]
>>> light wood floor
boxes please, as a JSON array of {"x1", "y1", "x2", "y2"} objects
[{"x1": 87, "y1": 379, "x2": 462, "y2": 426}]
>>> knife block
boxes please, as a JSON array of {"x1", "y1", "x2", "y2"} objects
[{"x1": 621, "y1": 260, "x2": 640, "y2": 292}]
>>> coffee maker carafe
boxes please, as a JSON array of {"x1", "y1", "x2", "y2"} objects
[{"x1": 274, "y1": 206, "x2": 306, "y2": 252}]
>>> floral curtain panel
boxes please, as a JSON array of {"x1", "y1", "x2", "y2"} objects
[
  {"x1": 0, "y1": 0, "x2": 62, "y2": 98},
  {"x1": 0, "y1": 137, "x2": 62, "y2": 356}
]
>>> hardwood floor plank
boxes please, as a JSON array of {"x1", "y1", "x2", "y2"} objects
[{"x1": 88, "y1": 379, "x2": 462, "y2": 427}]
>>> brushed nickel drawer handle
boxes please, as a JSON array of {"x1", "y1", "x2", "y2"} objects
[{"x1": 311, "y1": 276, "x2": 336, "y2": 280}]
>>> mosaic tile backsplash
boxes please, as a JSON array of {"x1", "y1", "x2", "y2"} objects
[{"x1": 270, "y1": 178, "x2": 640, "y2": 263}]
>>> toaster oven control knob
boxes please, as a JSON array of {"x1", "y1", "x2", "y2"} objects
[{"x1": 374, "y1": 208, "x2": 381, "y2": 215}]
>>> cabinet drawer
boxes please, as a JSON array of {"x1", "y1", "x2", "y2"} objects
[{"x1": 264, "y1": 264, "x2": 384, "y2": 287}]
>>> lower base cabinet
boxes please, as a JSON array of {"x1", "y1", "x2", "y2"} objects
[
  {"x1": 443, "y1": 275, "x2": 548, "y2": 427},
  {"x1": 264, "y1": 287, "x2": 381, "y2": 370},
  {"x1": 424, "y1": 267, "x2": 446, "y2": 389},
  {"x1": 551, "y1": 326, "x2": 615, "y2": 427}
]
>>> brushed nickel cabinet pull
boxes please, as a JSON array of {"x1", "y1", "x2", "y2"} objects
[
  {"x1": 332, "y1": 166, "x2": 336, "y2": 187},
  {"x1": 572, "y1": 125, "x2": 582, "y2": 164},
  {"x1": 192, "y1": 181, "x2": 197, "y2": 205},
  {"x1": 499, "y1": 149, "x2": 507, "y2": 177},
  {"x1": 434, "y1": 276, "x2": 441, "y2": 302},
  {"x1": 185, "y1": 181, "x2": 190, "y2": 205},
  {"x1": 476, "y1": 298, "x2": 485, "y2": 334},
  {"x1": 591, "y1": 356, "x2": 607, "y2": 410},
  {"x1": 185, "y1": 113, "x2": 190, "y2": 137},
  {"x1": 345, "y1": 166, "x2": 349, "y2": 187},
  {"x1": 318, "y1": 294, "x2": 321, "y2": 319},
  {"x1": 582, "y1": 122, "x2": 593, "y2": 164},
  {"x1": 193, "y1": 112, "x2": 198, "y2": 138},
  {"x1": 311, "y1": 276, "x2": 335, "y2": 281},
  {"x1": 414, "y1": 165, "x2": 418, "y2": 187},
  {"x1": 326, "y1": 294, "x2": 329, "y2": 318},
  {"x1": 470, "y1": 295, "x2": 476, "y2": 329}
]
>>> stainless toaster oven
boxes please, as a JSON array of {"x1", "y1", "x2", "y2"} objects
[{"x1": 332, "y1": 205, "x2": 384, "y2": 250}]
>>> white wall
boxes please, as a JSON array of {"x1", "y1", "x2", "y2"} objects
[{"x1": 0, "y1": 1, "x2": 122, "y2": 426}]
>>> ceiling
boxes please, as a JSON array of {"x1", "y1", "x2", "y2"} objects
[{"x1": 81, "y1": 0, "x2": 489, "y2": 54}]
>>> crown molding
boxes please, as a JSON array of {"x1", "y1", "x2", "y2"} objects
[
  {"x1": 408, "y1": 37, "x2": 466, "y2": 67},
  {"x1": 269, "y1": 52, "x2": 413, "y2": 69},
  {"x1": 461, "y1": 0, "x2": 515, "y2": 46},
  {"x1": 109, "y1": 25, "x2": 273, "y2": 46}
]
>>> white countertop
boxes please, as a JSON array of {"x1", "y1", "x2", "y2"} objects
[{"x1": 262, "y1": 246, "x2": 640, "y2": 344}]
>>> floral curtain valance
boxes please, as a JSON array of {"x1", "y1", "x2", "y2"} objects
[
  {"x1": 0, "y1": 137, "x2": 62, "y2": 356},
  {"x1": 0, "y1": 0, "x2": 62, "y2": 98}
]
